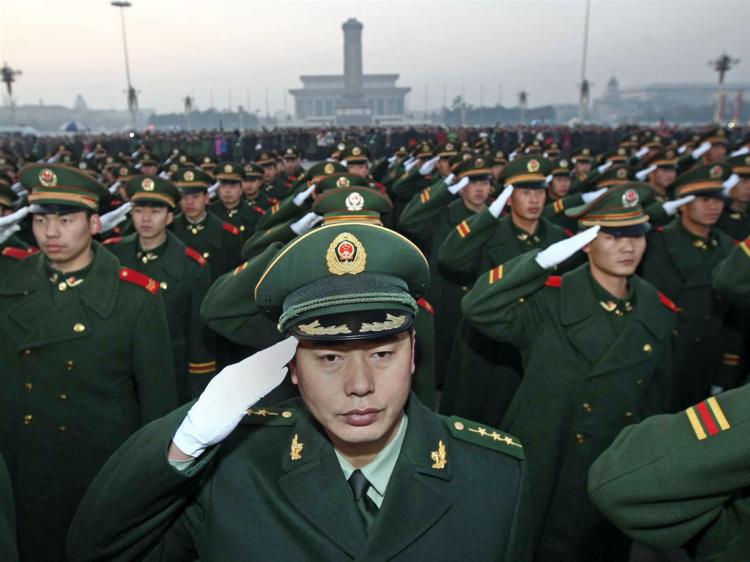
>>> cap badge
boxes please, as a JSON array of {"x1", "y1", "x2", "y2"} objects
[
  {"x1": 617, "y1": 148, "x2": 626, "y2": 155},
  {"x1": 169, "y1": 163, "x2": 179, "y2": 172},
  {"x1": 184, "y1": 170, "x2": 195, "y2": 182},
  {"x1": 324, "y1": 163, "x2": 335, "y2": 175},
  {"x1": 463, "y1": 153, "x2": 472, "y2": 161},
  {"x1": 616, "y1": 168, "x2": 628, "y2": 179},
  {"x1": 667, "y1": 150, "x2": 675, "y2": 159},
  {"x1": 345, "y1": 191, "x2": 364, "y2": 211},
  {"x1": 119, "y1": 167, "x2": 129, "y2": 177},
  {"x1": 583, "y1": 148, "x2": 591, "y2": 155},
  {"x1": 326, "y1": 232, "x2": 367, "y2": 275},
  {"x1": 709, "y1": 165, "x2": 723, "y2": 179},
  {"x1": 622, "y1": 189, "x2": 639, "y2": 208},
  {"x1": 527, "y1": 159, "x2": 540, "y2": 173},
  {"x1": 39, "y1": 168, "x2": 58, "y2": 187},
  {"x1": 142, "y1": 178, "x2": 155, "y2": 191},
  {"x1": 203, "y1": 157, "x2": 211, "y2": 163},
  {"x1": 286, "y1": 148, "x2": 294, "y2": 155},
  {"x1": 745, "y1": 156, "x2": 750, "y2": 165},
  {"x1": 337, "y1": 143, "x2": 346, "y2": 151},
  {"x1": 476, "y1": 158, "x2": 485, "y2": 168},
  {"x1": 446, "y1": 143, "x2": 454, "y2": 151},
  {"x1": 559, "y1": 159, "x2": 569, "y2": 168},
  {"x1": 352, "y1": 147, "x2": 362, "y2": 156},
  {"x1": 223, "y1": 164, "x2": 232, "y2": 174},
  {"x1": 179, "y1": 155, "x2": 187, "y2": 163},
  {"x1": 336, "y1": 176, "x2": 351, "y2": 188}
]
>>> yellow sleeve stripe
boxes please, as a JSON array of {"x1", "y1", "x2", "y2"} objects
[
  {"x1": 189, "y1": 361, "x2": 216, "y2": 368},
  {"x1": 457, "y1": 221, "x2": 471, "y2": 238},
  {"x1": 489, "y1": 265, "x2": 503, "y2": 285},
  {"x1": 686, "y1": 407, "x2": 707, "y2": 440},
  {"x1": 707, "y1": 396, "x2": 730, "y2": 431},
  {"x1": 554, "y1": 200, "x2": 565, "y2": 214},
  {"x1": 741, "y1": 239, "x2": 750, "y2": 258},
  {"x1": 420, "y1": 190, "x2": 430, "y2": 203}
]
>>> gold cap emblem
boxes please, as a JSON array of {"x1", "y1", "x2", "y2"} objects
[
  {"x1": 142, "y1": 178, "x2": 155, "y2": 191},
  {"x1": 622, "y1": 189, "x2": 639, "y2": 208},
  {"x1": 224, "y1": 164, "x2": 233, "y2": 174},
  {"x1": 326, "y1": 232, "x2": 367, "y2": 275},
  {"x1": 39, "y1": 168, "x2": 58, "y2": 187},
  {"x1": 345, "y1": 191, "x2": 364, "y2": 211},
  {"x1": 616, "y1": 167, "x2": 628, "y2": 179},
  {"x1": 184, "y1": 170, "x2": 195, "y2": 182},
  {"x1": 709, "y1": 165, "x2": 723, "y2": 179},
  {"x1": 336, "y1": 176, "x2": 351, "y2": 188},
  {"x1": 446, "y1": 143, "x2": 454, "y2": 151},
  {"x1": 119, "y1": 167, "x2": 129, "y2": 177},
  {"x1": 352, "y1": 147, "x2": 362, "y2": 156},
  {"x1": 324, "y1": 163, "x2": 335, "y2": 175},
  {"x1": 559, "y1": 159, "x2": 569, "y2": 168},
  {"x1": 527, "y1": 159, "x2": 540, "y2": 173}
]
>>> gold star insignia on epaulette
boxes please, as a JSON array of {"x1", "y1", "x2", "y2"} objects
[
  {"x1": 290, "y1": 433, "x2": 304, "y2": 461},
  {"x1": 430, "y1": 440, "x2": 447, "y2": 470},
  {"x1": 247, "y1": 408, "x2": 278, "y2": 417},
  {"x1": 469, "y1": 426, "x2": 521, "y2": 447},
  {"x1": 469, "y1": 426, "x2": 488, "y2": 437}
]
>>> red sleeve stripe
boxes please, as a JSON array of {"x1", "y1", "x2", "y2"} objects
[
  {"x1": 488, "y1": 265, "x2": 503, "y2": 285},
  {"x1": 741, "y1": 238, "x2": 750, "y2": 258},
  {"x1": 457, "y1": 220, "x2": 471, "y2": 238}
]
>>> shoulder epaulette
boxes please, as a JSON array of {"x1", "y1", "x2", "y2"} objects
[
  {"x1": 417, "y1": 297, "x2": 434, "y2": 315},
  {"x1": 102, "y1": 236, "x2": 122, "y2": 245},
  {"x1": 241, "y1": 406, "x2": 297, "y2": 426},
  {"x1": 658, "y1": 291, "x2": 681, "y2": 313},
  {"x1": 119, "y1": 267, "x2": 159, "y2": 294},
  {"x1": 185, "y1": 246, "x2": 207, "y2": 267},
  {"x1": 545, "y1": 275, "x2": 562, "y2": 288},
  {"x1": 253, "y1": 205, "x2": 266, "y2": 215},
  {"x1": 1, "y1": 246, "x2": 37, "y2": 260},
  {"x1": 222, "y1": 222, "x2": 241, "y2": 236},
  {"x1": 446, "y1": 416, "x2": 524, "y2": 460}
]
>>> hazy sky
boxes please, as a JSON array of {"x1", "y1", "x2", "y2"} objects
[{"x1": 1, "y1": 0, "x2": 748, "y2": 114}]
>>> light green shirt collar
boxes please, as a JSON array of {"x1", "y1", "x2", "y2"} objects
[{"x1": 335, "y1": 414, "x2": 408, "y2": 508}]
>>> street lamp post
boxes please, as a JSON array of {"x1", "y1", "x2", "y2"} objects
[
  {"x1": 578, "y1": 0, "x2": 591, "y2": 122},
  {"x1": 111, "y1": 1, "x2": 137, "y2": 127},
  {"x1": 708, "y1": 53, "x2": 740, "y2": 125}
]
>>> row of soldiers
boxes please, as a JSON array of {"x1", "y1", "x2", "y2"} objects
[{"x1": 0, "y1": 124, "x2": 748, "y2": 560}]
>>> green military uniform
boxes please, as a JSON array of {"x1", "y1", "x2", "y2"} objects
[
  {"x1": 399, "y1": 158, "x2": 485, "y2": 389},
  {"x1": 639, "y1": 163, "x2": 742, "y2": 407},
  {"x1": 438, "y1": 157, "x2": 570, "y2": 426},
  {"x1": 278, "y1": 146, "x2": 306, "y2": 191},
  {"x1": 241, "y1": 162, "x2": 275, "y2": 210},
  {"x1": 542, "y1": 158, "x2": 578, "y2": 234},
  {"x1": 0, "y1": 452, "x2": 18, "y2": 562},
  {"x1": 256, "y1": 150, "x2": 287, "y2": 201},
  {"x1": 589, "y1": 384, "x2": 750, "y2": 562},
  {"x1": 106, "y1": 175, "x2": 217, "y2": 402},
  {"x1": 68, "y1": 221, "x2": 529, "y2": 562},
  {"x1": 461, "y1": 185, "x2": 677, "y2": 561},
  {"x1": 390, "y1": 142, "x2": 435, "y2": 224},
  {"x1": 209, "y1": 162, "x2": 265, "y2": 239},
  {"x1": 716, "y1": 154, "x2": 750, "y2": 240},
  {"x1": 170, "y1": 167, "x2": 243, "y2": 281},
  {"x1": 714, "y1": 236, "x2": 750, "y2": 310},
  {"x1": 0, "y1": 164, "x2": 178, "y2": 561}
]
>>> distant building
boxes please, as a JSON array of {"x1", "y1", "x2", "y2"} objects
[{"x1": 289, "y1": 18, "x2": 410, "y2": 125}]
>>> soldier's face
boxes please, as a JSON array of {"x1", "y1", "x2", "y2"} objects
[
  {"x1": 652, "y1": 167, "x2": 677, "y2": 190},
  {"x1": 347, "y1": 162, "x2": 370, "y2": 179},
  {"x1": 548, "y1": 176, "x2": 571, "y2": 199},
  {"x1": 263, "y1": 164, "x2": 277, "y2": 182},
  {"x1": 575, "y1": 161, "x2": 592, "y2": 175},
  {"x1": 218, "y1": 181, "x2": 243, "y2": 207},
  {"x1": 283, "y1": 158, "x2": 300, "y2": 175},
  {"x1": 437, "y1": 159, "x2": 452, "y2": 177},
  {"x1": 291, "y1": 331, "x2": 415, "y2": 462},
  {"x1": 707, "y1": 144, "x2": 727, "y2": 163},
  {"x1": 180, "y1": 192, "x2": 209, "y2": 220},
  {"x1": 731, "y1": 177, "x2": 750, "y2": 203},
  {"x1": 242, "y1": 178, "x2": 262, "y2": 198},
  {"x1": 32, "y1": 211, "x2": 100, "y2": 271},
  {"x1": 509, "y1": 188, "x2": 546, "y2": 220},
  {"x1": 585, "y1": 233, "x2": 646, "y2": 277},
  {"x1": 141, "y1": 164, "x2": 158, "y2": 176},
  {"x1": 132, "y1": 205, "x2": 173, "y2": 239},
  {"x1": 680, "y1": 196, "x2": 724, "y2": 227},
  {"x1": 461, "y1": 179, "x2": 492, "y2": 209}
]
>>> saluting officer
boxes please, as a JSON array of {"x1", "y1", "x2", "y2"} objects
[{"x1": 0, "y1": 164, "x2": 177, "y2": 560}]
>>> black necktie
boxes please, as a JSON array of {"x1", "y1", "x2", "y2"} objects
[{"x1": 348, "y1": 469, "x2": 379, "y2": 533}]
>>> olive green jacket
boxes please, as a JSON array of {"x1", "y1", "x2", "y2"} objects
[
  {"x1": 462, "y1": 252, "x2": 676, "y2": 561},
  {"x1": 67, "y1": 396, "x2": 529, "y2": 562},
  {"x1": 713, "y1": 237, "x2": 750, "y2": 310},
  {"x1": 0, "y1": 244, "x2": 177, "y2": 561},
  {"x1": 209, "y1": 199, "x2": 265, "y2": 240},
  {"x1": 589, "y1": 383, "x2": 750, "y2": 562},
  {"x1": 171, "y1": 212, "x2": 243, "y2": 281},
  {"x1": 716, "y1": 204, "x2": 750, "y2": 241},
  {"x1": 0, "y1": 452, "x2": 18, "y2": 562}
]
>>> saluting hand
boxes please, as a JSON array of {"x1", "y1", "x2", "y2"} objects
[
  {"x1": 535, "y1": 225, "x2": 601, "y2": 270},
  {"x1": 488, "y1": 185, "x2": 514, "y2": 218},
  {"x1": 662, "y1": 195, "x2": 695, "y2": 216}
]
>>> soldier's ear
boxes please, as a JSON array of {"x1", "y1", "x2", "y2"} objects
[
  {"x1": 166, "y1": 210, "x2": 174, "y2": 226},
  {"x1": 90, "y1": 214, "x2": 102, "y2": 235},
  {"x1": 289, "y1": 357, "x2": 299, "y2": 385},
  {"x1": 409, "y1": 329, "x2": 416, "y2": 376}
]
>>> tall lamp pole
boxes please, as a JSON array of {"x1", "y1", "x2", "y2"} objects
[
  {"x1": 111, "y1": 1, "x2": 137, "y2": 127},
  {"x1": 578, "y1": 0, "x2": 591, "y2": 121},
  {"x1": 708, "y1": 53, "x2": 739, "y2": 125}
]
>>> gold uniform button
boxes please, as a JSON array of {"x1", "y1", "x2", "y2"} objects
[
  {"x1": 636, "y1": 378, "x2": 644, "y2": 385},
  {"x1": 582, "y1": 402, "x2": 592, "y2": 413},
  {"x1": 160, "y1": 281, "x2": 168, "y2": 290},
  {"x1": 24, "y1": 383, "x2": 32, "y2": 391},
  {"x1": 624, "y1": 411, "x2": 634, "y2": 418},
  {"x1": 575, "y1": 433, "x2": 585, "y2": 444},
  {"x1": 57, "y1": 425, "x2": 67, "y2": 432},
  {"x1": 672, "y1": 329, "x2": 679, "y2": 337},
  {"x1": 23, "y1": 414, "x2": 32, "y2": 425},
  {"x1": 65, "y1": 360, "x2": 75, "y2": 370},
  {"x1": 643, "y1": 343, "x2": 653, "y2": 353},
  {"x1": 281, "y1": 411, "x2": 293, "y2": 418},
  {"x1": 454, "y1": 421, "x2": 465, "y2": 431},
  {"x1": 58, "y1": 282, "x2": 67, "y2": 291},
  {"x1": 22, "y1": 349, "x2": 31, "y2": 357},
  {"x1": 59, "y1": 393, "x2": 68, "y2": 401},
  {"x1": 73, "y1": 323, "x2": 85, "y2": 333},
  {"x1": 518, "y1": 297, "x2": 526, "y2": 303}
]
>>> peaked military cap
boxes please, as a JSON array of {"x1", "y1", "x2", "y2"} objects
[
  {"x1": 699, "y1": 127, "x2": 729, "y2": 146},
  {"x1": 551, "y1": 159, "x2": 572, "y2": 176},
  {"x1": 449, "y1": 151, "x2": 474, "y2": 170},
  {"x1": 255, "y1": 222, "x2": 429, "y2": 341},
  {"x1": 454, "y1": 156, "x2": 493, "y2": 180},
  {"x1": 126, "y1": 175, "x2": 180, "y2": 208},
  {"x1": 114, "y1": 164, "x2": 139, "y2": 181},
  {"x1": 242, "y1": 162, "x2": 264, "y2": 180},
  {"x1": 255, "y1": 151, "x2": 277, "y2": 166},
  {"x1": 315, "y1": 173, "x2": 370, "y2": 193},
  {"x1": 312, "y1": 185, "x2": 392, "y2": 224},
  {"x1": 523, "y1": 140, "x2": 543, "y2": 155},
  {"x1": 173, "y1": 166, "x2": 213, "y2": 193},
  {"x1": 21, "y1": 163, "x2": 109, "y2": 213},
  {"x1": 544, "y1": 143, "x2": 562, "y2": 158},
  {"x1": 565, "y1": 183, "x2": 650, "y2": 236},
  {"x1": 492, "y1": 150, "x2": 508, "y2": 166},
  {"x1": 304, "y1": 161, "x2": 348, "y2": 184},
  {"x1": 727, "y1": 153, "x2": 750, "y2": 177},
  {"x1": 393, "y1": 146, "x2": 408, "y2": 157},
  {"x1": 138, "y1": 153, "x2": 160, "y2": 167},
  {"x1": 600, "y1": 147, "x2": 630, "y2": 164},
  {"x1": 588, "y1": 164, "x2": 631, "y2": 189},
  {"x1": 329, "y1": 142, "x2": 348, "y2": 160},
  {"x1": 0, "y1": 178, "x2": 17, "y2": 209},
  {"x1": 214, "y1": 162, "x2": 243, "y2": 182},
  {"x1": 672, "y1": 162, "x2": 732, "y2": 198},
  {"x1": 413, "y1": 142, "x2": 433, "y2": 159},
  {"x1": 502, "y1": 155, "x2": 552, "y2": 188},
  {"x1": 572, "y1": 147, "x2": 594, "y2": 163},
  {"x1": 341, "y1": 145, "x2": 371, "y2": 164},
  {"x1": 282, "y1": 146, "x2": 301, "y2": 159},
  {"x1": 199, "y1": 156, "x2": 218, "y2": 171},
  {"x1": 435, "y1": 142, "x2": 459, "y2": 159},
  {"x1": 645, "y1": 148, "x2": 678, "y2": 169}
]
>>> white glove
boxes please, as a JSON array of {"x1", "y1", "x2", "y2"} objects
[
  {"x1": 677, "y1": 145, "x2": 688, "y2": 155},
  {"x1": 535, "y1": 225, "x2": 600, "y2": 269},
  {"x1": 722, "y1": 173, "x2": 740, "y2": 197},
  {"x1": 108, "y1": 180, "x2": 121, "y2": 195},
  {"x1": 634, "y1": 146, "x2": 649, "y2": 160},
  {"x1": 10, "y1": 182, "x2": 24, "y2": 195},
  {"x1": 596, "y1": 161, "x2": 613, "y2": 174},
  {"x1": 488, "y1": 185, "x2": 514, "y2": 218},
  {"x1": 290, "y1": 211, "x2": 323, "y2": 235},
  {"x1": 419, "y1": 156, "x2": 439, "y2": 176},
  {"x1": 172, "y1": 336, "x2": 299, "y2": 458},
  {"x1": 635, "y1": 165, "x2": 657, "y2": 181},
  {"x1": 404, "y1": 158, "x2": 418, "y2": 173},
  {"x1": 582, "y1": 187, "x2": 608, "y2": 204},
  {"x1": 691, "y1": 141, "x2": 712, "y2": 160},
  {"x1": 158, "y1": 171, "x2": 170, "y2": 179},
  {"x1": 293, "y1": 184, "x2": 316, "y2": 207},
  {"x1": 0, "y1": 206, "x2": 29, "y2": 228},
  {"x1": 447, "y1": 176, "x2": 469, "y2": 195},
  {"x1": 340, "y1": 160, "x2": 348, "y2": 167},
  {"x1": 387, "y1": 155, "x2": 398, "y2": 164},
  {"x1": 46, "y1": 152, "x2": 63, "y2": 164},
  {"x1": 443, "y1": 173, "x2": 455, "y2": 186},
  {"x1": 0, "y1": 223, "x2": 20, "y2": 245},
  {"x1": 99, "y1": 202, "x2": 132, "y2": 232},
  {"x1": 731, "y1": 146, "x2": 750, "y2": 157},
  {"x1": 544, "y1": 174, "x2": 553, "y2": 185},
  {"x1": 207, "y1": 181, "x2": 220, "y2": 199},
  {"x1": 662, "y1": 195, "x2": 695, "y2": 216}
]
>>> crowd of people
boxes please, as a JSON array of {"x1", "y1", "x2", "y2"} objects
[{"x1": 0, "y1": 122, "x2": 748, "y2": 561}]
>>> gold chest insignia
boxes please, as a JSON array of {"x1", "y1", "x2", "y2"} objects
[
  {"x1": 326, "y1": 232, "x2": 367, "y2": 275},
  {"x1": 290, "y1": 433, "x2": 304, "y2": 461},
  {"x1": 431, "y1": 440, "x2": 447, "y2": 470}
]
